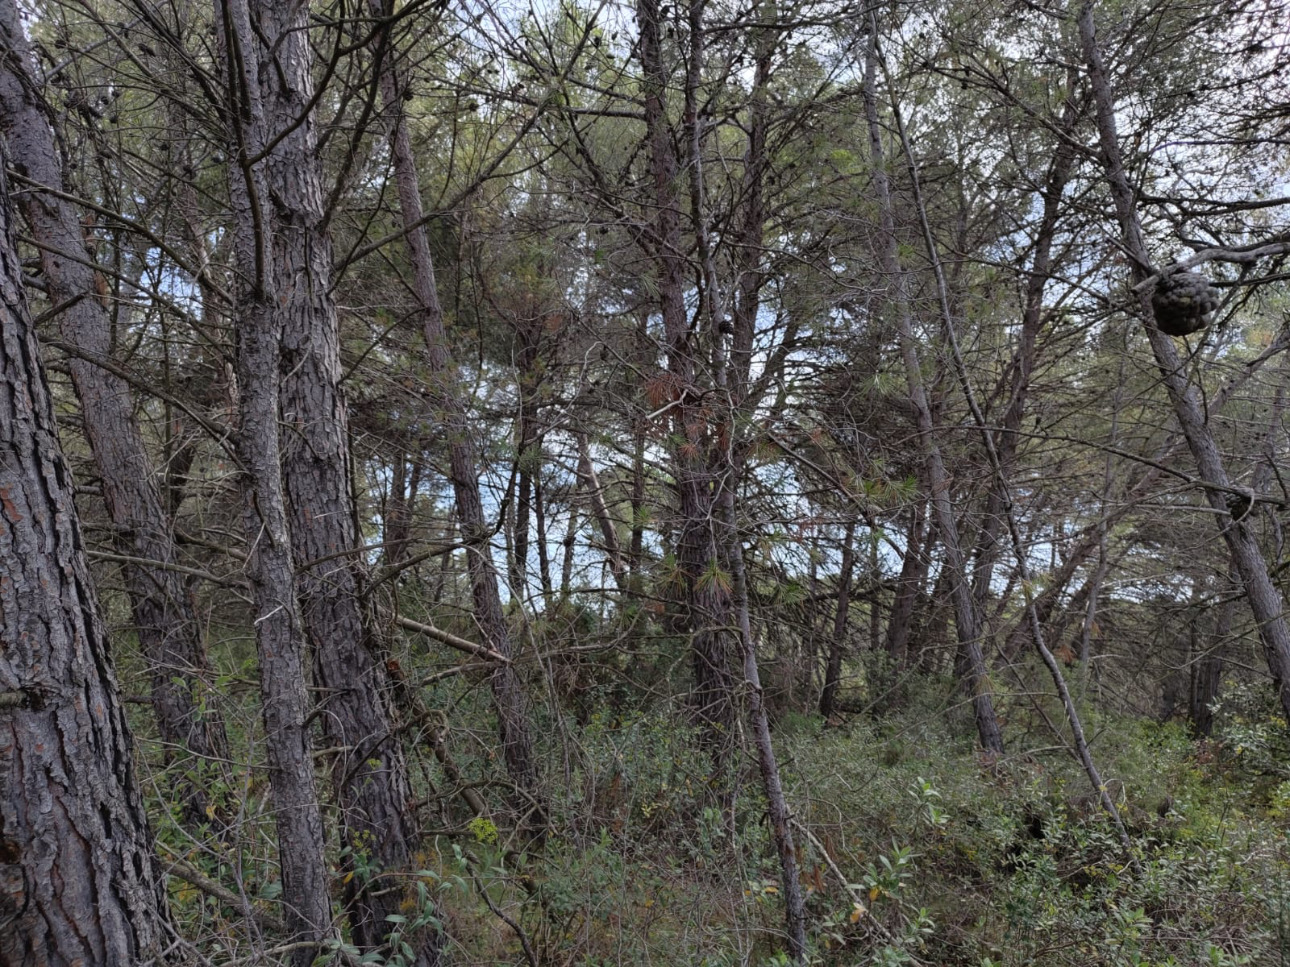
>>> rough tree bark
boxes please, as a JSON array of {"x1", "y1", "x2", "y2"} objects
[
  {"x1": 251, "y1": 2, "x2": 444, "y2": 960},
  {"x1": 216, "y1": 0, "x2": 333, "y2": 957},
  {"x1": 1079, "y1": 2, "x2": 1290, "y2": 723},
  {"x1": 369, "y1": 0, "x2": 542, "y2": 811},
  {"x1": 0, "y1": 153, "x2": 174, "y2": 967},
  {"x1": 1189, "y1": 585, "x2": 1233, "y2": 738},
  {"x1": 0, "y1": 0, "x2": 228, "y2": 826}
]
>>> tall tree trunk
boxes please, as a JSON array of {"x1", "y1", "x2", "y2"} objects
[
  {"x1": 630, "y1": 310, "x2": 650, "y2": 583},
  {"x1": 687, "y1": 2, "x2": 806, "y2": 952},
  {"x1": 861, "y1": 25, "x2": 1004, "y2": 754},
  {"x1": 561, "y1": 500, "x2": 578, "y2": 597},
  {"x1": 0, "y1": 154, "x2": 174, "y2": 967},
  {"x1": 1079, "y1": 3, "x2": 1290, "y2": 723},
  {"x1": 370, "y1": 0, "x2": 541, "y2": 810},
  {"x1": 252, "y1": 2, "x2": 443, "y2": 959},
  {"x1": 217, "y1": 0, "x2": 332, "y2": 957},
  {"x1": 636, "y1": 0, "x2": 735, "y2": 750},
  {"x1": 820, "y1": 521, "x2": 856, "y2": 719},
  {"x1": 0, "y1": 0, "x2": 228, "y2": 826}
]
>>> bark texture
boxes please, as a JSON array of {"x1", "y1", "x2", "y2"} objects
[
  {"x1": 252, "y1": 3, "x2": 442, "y2": 960},
  {"x1": 217, "y1": 0, "x2": 333, "y2": 957},
  {"x1": 0, "y1": 155, "x2": 174, "y2": 967},
  {"x1": 0, "y1": 0, "x2": 227, "y2": 824}
]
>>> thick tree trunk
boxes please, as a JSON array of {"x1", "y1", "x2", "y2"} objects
[
  {"x1": 216, "y1": 0, "x2": 333, "y2": 957},
  {"x1": 252, "y1": 2, "x2": 442, "y2": 960},
  {"x1": 1080, "y1": 3, "x2": 1290, "y2": 723},
  {"x1": 0, "y1": 156, "x2": 174, "y2": 967},
  {"x1": 819, "y1": 521, "x2": 856, "y2": 719},
  {"x1": 0, "y1": 0, "x2": 228, "y2": 826},
  {"x1": 861, "y1": 28, "x2": 1004, "y2": 754},
  {"x1": 370, "y1": 0, "x2": 541, "y2": 811}
]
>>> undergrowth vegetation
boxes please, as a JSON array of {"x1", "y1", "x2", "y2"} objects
[{"x1": 149, "y1": 655, "x2": 1290, "y2": 967}]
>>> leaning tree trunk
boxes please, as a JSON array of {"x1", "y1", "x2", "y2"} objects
[
  {"x1": 216, "y1": 0, "x2": 333, "y2": 958},
  {"x1": 370, "y1": 0, "x2": 541, "y2": 812},
  {"x1": 1079, "y1": 3, "x2": 1290, "y2": 723},
  {"x1": 253, "y1": 2, "x2": 443, "y2": 960},
  {"x1": 861, "y1": 26, "x2": 1004, "y2": 754},
  {"x1": 0, "y1": 153, "x2": 174, "y2": 967},
  {"x1": 874, "y1": 17, "x2": 1132, "y2": 856},
  {"x1": 0, "y1": 0, "x2": 227, "y2": 826}
]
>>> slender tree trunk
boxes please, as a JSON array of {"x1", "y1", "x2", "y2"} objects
[
  {"x1": 534, "y1": 472, "x2": 554, "y2": 599},
  {"x1": 216, "y1": 1, "x2": 332, "y2": 957},
  {"x1": 0, "y1": 0, "x2": 228, "y2": 826},
  {"x1": 576, "y1": 431, "x2": 627, "y2": 590},
  {"x1": 684, "y1": 1, "x2": 806, "y2": 952},
  {"x1": 636, "y1": 0, "x2": 735, "y2": 749},
  {"x1": 1190, "y1": 584, "x2": 1233, "y2": 738},
  {"x1": 511, "y1": 318, "x2": 541, "y2": 596},
  {"x1": 869, "y1": 536, "x2": 882, "y2": 654},
  {"x1": 0, "y1": 152, "x2": 175, "y2": 967},
  {"x1": 885, "y1": 498, "x2": 928, "y2": 664},
  {"x1": 724, "y1": 501, "x2": 808, "y2": 961},
  {"x1": 250, "y1": 3, "x2": 443, "y2": 959},
  {"x1": 820, "y1": 521, "x2": 856, "y2": 719},
  {"x1": 630, "y1": 311, "x2": 650, "y2": 583},
  {"x1": 386, "y1": 451, "x2": 412, "y2": 567},
  {"x1": 1080, "y1": 3, "x2": 1290, "y2": 723},
  {"x1": 861, "y1": 26, "x2": 1003, "y2": 754},
  {"x1": 878, "y1": 18, "x2": 1133, "y2": 854},
  {"x1": 970, "y1": 93, "x2": 1081, "y2": 610},
  {"x1": 370, "y1": 0, "x2": 541, "y2": 810},
  {"x1": 561, "y1": 500, "x2": 578, "y2": 597}
]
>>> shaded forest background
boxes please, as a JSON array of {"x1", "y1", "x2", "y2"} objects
[{"x1": 2, "y1": 0, "x2": 1290, "y2": 964}]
